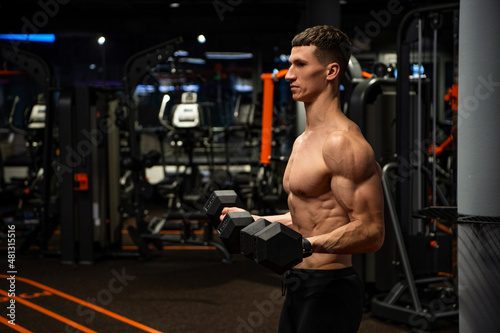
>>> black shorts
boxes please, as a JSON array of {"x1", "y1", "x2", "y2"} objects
[{"x1": 278, "y1": 267, "x2": 364, "y2": 333}]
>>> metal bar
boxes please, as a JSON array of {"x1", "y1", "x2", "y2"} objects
[
  {"x1": 432, "y1": 28, "x2": 438, "y2": 209},
  {"x1": 382, "y1": 162, "x2": 422, "y2": 312},
  {"x1": 58, "y1": 89, "x2": 76, "y2": 264},
  {"x1": 396, "y1": 42, "x2": 411, "y2": 235},
  {"x1": 417, "y1": 18, "x2": 423, "y2": 213},
  {"x1": 75, "y1": 86, "x2": 94, "y2": 265}
]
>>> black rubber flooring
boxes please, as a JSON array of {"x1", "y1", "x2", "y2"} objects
[{"x1": 0, "y1": 247, "x2": 459, "y2": 333}]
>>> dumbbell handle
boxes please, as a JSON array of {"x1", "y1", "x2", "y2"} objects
[{"x1": 302, "y1": 238, "x2": 312, "y2": 258}]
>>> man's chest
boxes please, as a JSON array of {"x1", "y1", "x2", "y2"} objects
[{"x1": 284, "y1": 141, "x2": 332, "y2": 197}]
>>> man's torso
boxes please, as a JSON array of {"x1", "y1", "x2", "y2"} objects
[{"x1": 283, "y1": 125, "x2": 354, "y2": 269}]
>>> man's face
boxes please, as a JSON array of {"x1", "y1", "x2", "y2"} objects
[{"x1": 285, "y1": 45, "x2": 328, "y2": 103}]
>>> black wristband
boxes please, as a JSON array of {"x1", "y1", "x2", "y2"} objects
[{"x1": 302, "y1": 238, "x2": 312, "y2": 257}]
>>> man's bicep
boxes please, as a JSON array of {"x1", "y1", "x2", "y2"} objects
[{"x1": 331, "y1": 170, "x2": 384, "y2": 223}]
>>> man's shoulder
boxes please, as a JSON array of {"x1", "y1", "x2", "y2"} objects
[
  {"x1": 322, "y1": 128, "x2": 376, "y2": 179},
  {"x1": 323, "y1": 126, "x2": 372, "y2": 155}
]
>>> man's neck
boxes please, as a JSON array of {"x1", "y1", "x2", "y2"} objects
[{"x1": 303, "y1": 93, "x2": 343, "y2": 131}]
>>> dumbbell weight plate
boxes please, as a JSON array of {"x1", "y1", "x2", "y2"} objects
[
  {"x1": 240, "y1": 218, "x2": 271, "y2": 259},
  {"x1": 203, "y1": 190, "x2": 243, "y2": 229},
  {"x1": 253, "y1": 222, "x2": 303, "y2": 275},
  {"x1": 217, "y1": 211, "x2": 253, "y2": 253}
]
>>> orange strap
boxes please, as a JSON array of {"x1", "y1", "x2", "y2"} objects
[{"x1": 260, "y1": 69, "x2": 288, "y2": 164}]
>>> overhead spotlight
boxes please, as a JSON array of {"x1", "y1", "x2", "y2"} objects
[
  {"x1": 179, "y1": 58, "x2": 206, "y2": 65},
  {"x1": 97, "y1": 36, "x2": 105, "y2": 45},
  {"x1": 197, "y1": 35, "x2": 206, "y2": 44},
  {"x1": 170, "y1": 2, "x2": 180, "y2": 8},
  {"x1": 0, "y1": 34, "x2": 55, "y2": 43},
  {"x1": 174, "y1": 50, "x2": 189, "y2": 57},
  {"x1": 205, "y1": 52, "x2": 253, "y2": 60}
]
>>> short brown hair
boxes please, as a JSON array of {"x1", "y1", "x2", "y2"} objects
[{"x1": 291, "y1": 25, "x2": 352, "y2": 79}]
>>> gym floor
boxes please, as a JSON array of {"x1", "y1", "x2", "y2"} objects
[{"x1": 1, "y1": 245, "x2": 459, "y2": 333}]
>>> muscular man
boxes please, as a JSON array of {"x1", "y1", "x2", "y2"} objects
[{"x1": 222, "y1": 25, "x2": 385, "y2": 333}]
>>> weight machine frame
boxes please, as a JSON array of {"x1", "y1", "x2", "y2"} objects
[
  {"x1": 120, "y1": 37, "x2": 233, "y2": 263},
  {"x1": 371, "y1": 162, "x2": 458, "y2": 331},
  {"x1": 371, "y1": 3, "x2": 460, "y2": 331},
  {"x1": 1, "y1": 42, "x2": 58, "y2": 255}
]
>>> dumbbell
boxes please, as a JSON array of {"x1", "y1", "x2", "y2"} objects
[
  {"x1": 247, "y1": 222, "x2": 312, "y2": 275},
  {"x1": 203, "y1": 190, "x2": 243, "y2": 229},
  {"x1": 204, "y1": 190, "x2": 312, "y2": 274},
  {"x1": 217, "y1": 211, "x2": 254, "y2": 253}
]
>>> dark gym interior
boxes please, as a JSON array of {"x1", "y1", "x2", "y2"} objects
[{"x1": 1, "y1": 0, "x2": 499, "y2": 332}]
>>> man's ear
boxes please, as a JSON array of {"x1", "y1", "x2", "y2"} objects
[{"x1": 326, "y1": 63, "x2": 340, "y2": 81}]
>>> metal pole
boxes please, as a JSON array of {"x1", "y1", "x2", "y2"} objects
[
  {"x1": 458, "y1": 0, "x2": 500, "y2": 331},
  {"x1": 432, "y1": 28, "x2": 438, "y2": 207},
  {"x1": 382, "y1": 162, "x2": 422, "y2": 312},
  {"x1": 416, "y1": 18, "x2": 423, "y2": 212}
]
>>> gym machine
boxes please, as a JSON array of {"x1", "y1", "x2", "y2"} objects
[
  {"x1": 1, "y1": 42, "x2": 125, "y2": 263},
  {"x1": 252, "y1": 69, "x2": 290, "y2": 214},
  {"x1": 371, "y1": 163, "x2": 457, "y2": 332},
  {"x1": 365, "y1": 3, "x2": 460, "y2": 331},
  {"x1": 56, "y1": 85, "x2": 125, "y2": 264},
  {"x1": 0, "y1": 42, "x2": 59, "y2": 254},
  {"x1": 118, "y1": 37, "x2": 235, "y2": 263},
  {"x1": 1, "y1": 94, "x2": 47, "y2": 241}
]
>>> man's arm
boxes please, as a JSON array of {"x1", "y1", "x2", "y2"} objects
[
  {"x1": 308, "y1": 133, "x2": 385, "y2": 254},
  {"x1": 220, "y1": 208, "x2": 293, "y2": 227}
]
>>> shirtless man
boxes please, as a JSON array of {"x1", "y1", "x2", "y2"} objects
[{"x1": 222, "y1": 25, "x2": 385, "y2": 333}]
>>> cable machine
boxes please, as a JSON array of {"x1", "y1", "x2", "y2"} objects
[{"x1": 368, "y1": 3, "x2": 460, "y2": 332}]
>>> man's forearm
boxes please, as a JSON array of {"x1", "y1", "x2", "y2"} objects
[
  {"x1": 307, "y1": 218, "x2": 384, "y2": 255},
  {"x1": 252, "y1": 212, "x2": 292, "y2": 226}
]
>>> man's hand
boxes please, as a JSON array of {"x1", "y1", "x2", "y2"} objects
[{"x1": 220, "y1": 207, "x2": 247, "y2": 221}]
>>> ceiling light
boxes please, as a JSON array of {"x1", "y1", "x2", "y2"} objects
[
  {"x1": 0, "y1": 34, "x2": 55, "y2": 43},
  {"x1": 204, "y1": 52, "x2": 253, "y2": 60},
  {"x1": 179, "y1": 58, "x2": 206, "y2": 65},
  {"x1": 174, "y1": 50, "x2": 189, "y2": 57},
  {"x1": 197, "y1": 35, "x2": 206, "y2": 44}
]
